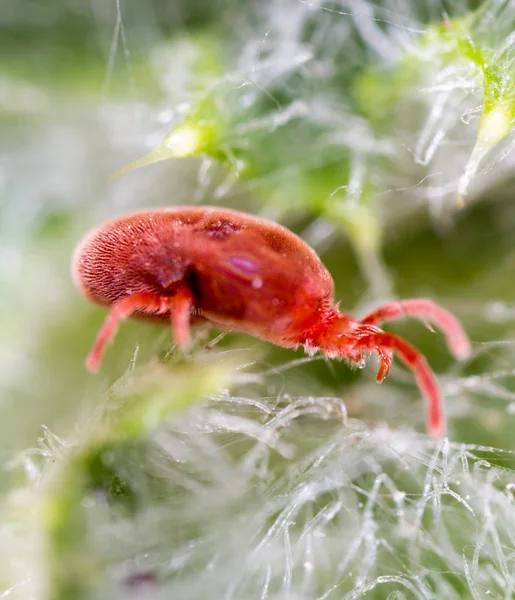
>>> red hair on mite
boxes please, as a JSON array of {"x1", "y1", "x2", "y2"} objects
[{"x1": 72, "y1": 206, "x2": 470, "y2": 438}]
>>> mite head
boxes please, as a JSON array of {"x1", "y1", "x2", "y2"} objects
[{"x1": 306, "y1": 301, "x2": 471, "y2": 440}]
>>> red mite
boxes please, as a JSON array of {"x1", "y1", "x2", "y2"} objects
[{"x1": 72, "y1": 206, "x2": 470, "y2": 438}]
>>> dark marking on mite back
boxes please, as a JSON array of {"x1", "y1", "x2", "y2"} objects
[{"x1": 205, "y1": 220, "x2": 241, "y2": 238}]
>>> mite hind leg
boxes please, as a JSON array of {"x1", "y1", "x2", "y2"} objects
[
  {"x1": 86, "y1": 288, "x2": 195, "y2": 372},
  {"x1": 168, "y1": 287, "x2": 195, "y2": 348}
]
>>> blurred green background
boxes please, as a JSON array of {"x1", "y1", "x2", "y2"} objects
[{"x1": 2, "y1": 0, "x2": 515, "y2": 598}]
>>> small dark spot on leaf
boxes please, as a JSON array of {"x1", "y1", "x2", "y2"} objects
[{"x1": 124, "y1": 570, "x2": 159, "y2": 590}]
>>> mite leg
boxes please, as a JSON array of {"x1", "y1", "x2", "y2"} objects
[
  {"x1": 360, "y1": 299, "x2": 470, "y2": 361},
  {"x1": 346, "y1": 323, "x2": 392, "y2": 382},
  {"x1": 376, "y1": 348, "x2": 393, "y2": 382},
  {"x1": 86, "y1": 292, "x2": 167, "y2": 372},
  {"x1": 168, "y1": 287, "x2": 194, "y2": 348},
  {"x1": 352, "y1": 330, "x2": 444, "y2": 438}
]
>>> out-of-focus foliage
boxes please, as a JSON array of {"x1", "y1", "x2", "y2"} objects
[{"x1": 2, "y1": 0, "x2": 515, "y2": 599}]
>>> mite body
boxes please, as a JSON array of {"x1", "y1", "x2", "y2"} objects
[{"x1": 73, "y1": 206, "x2": 470, "y2": 438}]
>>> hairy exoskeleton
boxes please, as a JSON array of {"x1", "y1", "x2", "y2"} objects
[{"x1": 72, "y1": 207, "x2": 471, "y2": 438}]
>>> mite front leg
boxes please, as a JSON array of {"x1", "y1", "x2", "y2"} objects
[
  {"x1": 86, "y1": 292, "x2": 168, "y2": 372},
  {"x1": 360, "y1": 299, "x2": 471, "y2": 360},
  {"x1": 375, "y1": 348, "x2": 393, "y2": 382},
  {"x1": 348, "y1": 323, "x2": 392, "y2": 383},
  {"x1": 352, "y1": 329, "x2": 444, "y2": 438}
]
